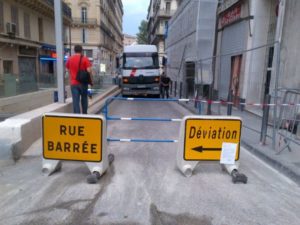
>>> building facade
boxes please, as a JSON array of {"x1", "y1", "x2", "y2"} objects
[
  {"x1": 214, "y1": 0, "x2": 280, "y2": 114},
  {"x1": 0, "y1": 0, "x2": 71, "y2": 97},
  {"x1": 147, "y1": 0, "x2": 179, "y2": 70},
  {"x1": 123, "y1": 33, "x2": 137, "y2": 46},
  {"x1": 64, "y1": 0, "x2": 123, "y2": 76},
  {"x1": 276, "y1": 0, "x2": 300, "y2": 90}
]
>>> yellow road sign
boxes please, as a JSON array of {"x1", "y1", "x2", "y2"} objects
[
  {"x1": 43, "y1": 114, "x2": 103, "y2": 162},
  {"x1": 184, "y1": 117, "x2": 242, "y2": 161}
]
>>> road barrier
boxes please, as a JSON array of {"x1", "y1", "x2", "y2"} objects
[
  {"x1": 107, "y1": 138, "x2": 178, "y2": 143},
  {"x1": 104, "y1": 97, "x2": 186, "y2": 122},
  {"x1": 104, "y1": 97, "x2": 183, "y2": 143},
  {"x1": 103, "y1": 97, "x2": 247, "y2": 183},
  {"x1": 42, "y1": 113, "x2": 110, "y2": 182}
]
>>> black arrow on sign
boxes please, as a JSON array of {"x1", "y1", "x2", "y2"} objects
[{"x1": 192, "y1": 146, "x2": 221, "y2": 153}]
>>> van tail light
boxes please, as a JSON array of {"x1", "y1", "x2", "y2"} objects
[{"x1": 123, "y1": 78, "x2": 129, "y2": 83}]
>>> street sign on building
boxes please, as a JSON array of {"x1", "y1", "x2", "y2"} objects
[
  {"x1": 183, "y1": 116, "x2": 242, "y2": 161},
  {"x1": 42, "y1": 113, "x2": 104, "y2": 162}
]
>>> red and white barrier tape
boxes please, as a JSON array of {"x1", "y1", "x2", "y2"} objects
[{"x1": 180, "y1": 99, "x2": 300, "y2": 107}]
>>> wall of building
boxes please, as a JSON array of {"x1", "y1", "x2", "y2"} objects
[
  {"x1": 148, "y1": 0, "x2": 179, "y2": 72},
  {"x1": 0, "y1": 0, "x2": 71, "y2": 101},
  {"x1": 65, "y1": 0, "x2": 123, "y2": 75},
  {"x1": 0, "y1": 45, "x2": 18, "y2": 75},
  {"x1": 1, "y1": 1, "x2": 60, "y2": 45},
  {"x1": 215, "y1": 0, "x2": 275, "y2": 114},
  {"x1": 278, "y1": 0, "x2": 300, "y2": 89},
  {"x1": 243, "y1": 0, "x2": 273, "y2": 105},
  {"x1": 123, "y1": 34, "x2": 137, "y2": 46}
]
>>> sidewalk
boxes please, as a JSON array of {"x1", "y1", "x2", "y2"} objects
[
  {"x1": 0, "y1": 84, "x2": 120, "y2": 168},
  {"x1": 179, "y1": 99, "x2": 300, "y2": 186}
]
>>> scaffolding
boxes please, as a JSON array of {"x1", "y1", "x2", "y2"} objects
[
  {"x1": 165, "y1": 0, "x2": 218, "y2": 99},
  {"x1": 275, "y1": 88, "x2": 300, "y2": 154}
]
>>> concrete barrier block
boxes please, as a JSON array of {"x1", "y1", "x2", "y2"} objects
[
  {"x1": 0, "y1": 86, "x2": 120, "y2": 168},
  {"x1": 0, "y1": 139, "x2": 17, "y2": 167}
]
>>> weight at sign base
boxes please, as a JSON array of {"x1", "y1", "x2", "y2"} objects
[
  {"x1": 177, "y1": 115, "x2": 242, "y2": 176},
  {"x1": 42, "y1": 113, "x2": 109, "y2": 177}
]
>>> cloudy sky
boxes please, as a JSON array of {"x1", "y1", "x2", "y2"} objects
[{"x1": 122, "y1": 0, "x2": 150, "y2": 36}]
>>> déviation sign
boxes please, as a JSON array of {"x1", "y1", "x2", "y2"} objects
[{"x1": 184, "y1": 117, "x2": 242, "y2": 161}]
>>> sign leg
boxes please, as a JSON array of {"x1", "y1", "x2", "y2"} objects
[
  {"x1": 42, "y1": 159, "x2": 62, "y2": 176},
  {"x1": 177, "y1": 158, "x2": 199, "y2": 177},
  {"x1": 85, "y1": 153, "x2": 113, "y2": 184}
]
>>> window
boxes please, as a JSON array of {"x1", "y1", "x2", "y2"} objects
[
  {"x1": 3, "y1": 60, "x2": 13, "y2": 74},
  {"x1": 83, "y1": 50, "x2": 93, "y2": 58},
  {"x1": 81, "y1": 7, "x2": 87, "y2": 23},
  {"x1": 0, "y1": 1, "x2": 4, "y2": 33},
  {"x1": 82, "y1": 28, "x2": 86, "y2": 43},
  {"x1": 11, "y1": 5, "x2": 19, "y2": 35},
  {"x1": 24, "y1": 13, "x2": 30, "y2": 38},
  {"x1": 123, "y1": 53, "x2": 159, "y2": 69},
  {"x1": 38, "y1": 18, "x2": 43, "y2": 41},
  {"x1": 166, "y1": 2, "x2": 171, "y2": 13}
]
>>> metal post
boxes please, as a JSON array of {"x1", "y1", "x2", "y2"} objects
[
  {"x1": 54, "y1": 0, "x2": 65, "y2": 103},
  {"x1": 227, "y1": 91, "x2": 233, "y2": 116},
  {"x1": 179, "y1": 82, "x2": 183, "y2": 99},
  {"x1": 174, "y1": 81, "x2": 177, "y2": 96},
  {"x1": 272, "y1": 0, "x2": 285, "y2": 149},
  {"x1": 260, "y1": 94, "x2": 271, "y2": 145},
  {"x1": 272, "y1": 41, "x2": 281, "y2": 149},
  {"x1": 69, "y1": 24, "x2": 72, "y2": 55},
  {"x1": 198, "y1": 98, "x2": 202, "y2": 115}
]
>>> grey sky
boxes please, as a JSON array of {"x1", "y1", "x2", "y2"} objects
[{"x1": 123, "y1": 0, "x2": 150, "y2": 36}]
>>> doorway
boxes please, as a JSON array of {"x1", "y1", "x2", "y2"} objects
[
  {"x1": 230, "y1": 55, "x2": 242, "y2": 106},
  {"x1": 185, "y1": 61, "x2": 195, "y2": 99},
  {"x1": 18, "y1": 57, "x2": 37, "y2": 94}
]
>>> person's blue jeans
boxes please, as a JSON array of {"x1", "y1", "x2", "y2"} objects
[
  {"x1": 71, "y1": 84, "x2": 88, "y2": 114},
  {"x1": 161, "y1": 86, "x2": 169, "y2": 98}
]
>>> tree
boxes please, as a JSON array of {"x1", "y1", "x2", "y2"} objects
[{"x1": 136, "y1": 20, "x2": 148, "y2": 44}]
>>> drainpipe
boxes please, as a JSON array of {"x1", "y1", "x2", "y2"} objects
[
  {"x1": 208, "y1": 5, "x2": 219, "y2": 115},
  {"x1": 195, "y1": 0, "x2": 201, "y2": 85}
]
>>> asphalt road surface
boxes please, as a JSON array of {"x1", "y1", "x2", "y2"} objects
[{"x1": 0, "y1": 99, "x2": 299, "y2": 225}]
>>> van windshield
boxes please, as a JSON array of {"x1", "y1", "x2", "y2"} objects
[{"x1": 123, "y1": 53, "x2": 159, "y2": 69}]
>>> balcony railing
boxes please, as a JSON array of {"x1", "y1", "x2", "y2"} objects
[
  {"x1": 72, "y1": 18, "x2": 98, "y2": 26},
  {"x1": 157, "y1": 9, "x2": 176, "y2": 17},
  {"x1": 152, "y1": 9, "x2": 176, "y2": 29},
  {"x1": 44, "y1": 0, "x2": 72, "y2": 18},
  {"x1": 16, "y1": 0, "x2": 72, "y2": 19}
]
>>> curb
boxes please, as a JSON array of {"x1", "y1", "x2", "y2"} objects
[{"x1": 241, "y1": 140, "x2": 300, "y2": 186}]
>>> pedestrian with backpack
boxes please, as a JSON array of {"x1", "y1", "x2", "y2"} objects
[{"x1": 66, "y1": 45, "x2": 93, "y2": 114}]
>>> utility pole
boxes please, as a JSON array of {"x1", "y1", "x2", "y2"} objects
[{"x1": 54, "y1": 0, "x2": 65, "y2": 103}]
